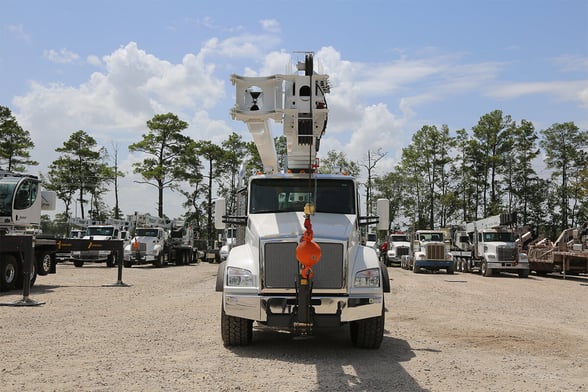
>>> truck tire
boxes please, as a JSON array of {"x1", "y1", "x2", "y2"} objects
[
  {"x1": 153, "y1": 253, "x2": 162, "y2": 268},
  {"x1": 37, "y1": 251, "x2": 53, "y2": 276},
  {"x1": 350, "y1": 300, "x2": 385, "y2": 349},
  {"x1": 106, "y1": 254, "x2": 115, "y2": 268},
  {"x1": 518, "y1": 269, "x2": 529, "y2": 278},
  {"x1": 0, "y1": 255, "x2": 19, "y2": 291},
  {"x1": 481, "y1": 261, "x2": 492, "y2": 277},
  {"x1": 446, "y1": 265, "x2": 454, "y2": 274},
  {"x1": 380, "y1": 262, "x2": 390, "y2": 293},
  {"x1": 73, "y1": 260, "x2": 84, "y2": 268},
  {"x1": 124, "y1": 259, "x2": 132, "y2": 268},
  {"x1": 216, "y1": 261, "x2": 226, "y2": 292},
  {"x1": 221, "y1": 305, "x2": 252, "y2": 346}
]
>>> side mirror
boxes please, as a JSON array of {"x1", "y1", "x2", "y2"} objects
[
  {"x1": 214, "y1": 198, "x2": 226, "y2": 230},
  {"x1": 376, "y1": 199, "x2": 389, "y2": 231}
]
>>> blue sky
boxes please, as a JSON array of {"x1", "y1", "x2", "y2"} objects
[{"x1": 1, "y1": 0, "x2": 587, "y2": 219}]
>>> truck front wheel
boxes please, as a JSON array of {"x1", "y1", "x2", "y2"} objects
[
  {"x1": 350, "y1": 300, "x2": 385, "y2": 349},
  {"x1": 37, "y1": 251, "x2": 53, "y2": 276},
  {"x1": 221, "y1": 305, "x2": 252, "y2": 346},
  {"x1": 0, "y1": 255, "x2": 19, "y2": 291},
  {"x1": 481, "y1": 261, "x2": 492, "y2": 277}
]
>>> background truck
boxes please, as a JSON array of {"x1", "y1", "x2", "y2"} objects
[
  {"x1": 402, "y1": 229, "x2": 453, "y2": 274},
  {"x1": 385, "y1": 232, "x2": 410, "y2": 267},
  {"x1": 70, "y1": 219, "x2": 130, "y2": 267},
  {"x1": 123, "y1": 213, "x2": 195, "y2": 267},
  {"x1": 523, "y1": 225, "x2": 588, "y2": 276},
  {"x1": 0, "y1": 170, "x2": 58, "y2": 291},
  {"x1": 452, "y1": 213, "x2": 529, "y2": 277},
  {"x1": 215, "y1": 52, "x2": 390, "y2": 348}
]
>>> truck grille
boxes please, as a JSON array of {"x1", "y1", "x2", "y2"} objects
[
  {"x1": 263, "y1": 242, "x2": 344, "y2": 289},
  {"x1": 497, "y1": 246, "x2": 516, "y2": 262},
  {"x1": 426, "y1": 243, "x2": 446, "y2": 260},
  {"x1": 397, "y1": 246, "x2": 409, "y2": 256}
]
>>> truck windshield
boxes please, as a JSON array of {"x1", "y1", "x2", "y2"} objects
[
  {"x1": 390, "y1": 235, "x2": 408, "y2": 242},
  {"x1": 0, "y1": 176, "x2": 39, "y2": 216},
  {"x1": 483, "y1": 232, "x2": 515, "y2": 242},
  {"x1": 250, "y1": 178, "x2": 355, "y2": 214},
  {"x1": 87, "y1": 227, "x2": 115, "y2": 236},
  {"x1": 136, "y1": 228, "x2": 159, "y2": 237},
  {"x1": 419, "y1": 233, "x2": 444, "y2": 242}
]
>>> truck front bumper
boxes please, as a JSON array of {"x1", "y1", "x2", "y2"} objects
[
  {"x1": 487, "y1": 261, "x2": 529, "y2": 271},
  {"x1": 223, "y1": 293, "x2": 384, "y2": 326},
  {"x1": 414, "y1": 259, "x2": 453, "y2": 269}
]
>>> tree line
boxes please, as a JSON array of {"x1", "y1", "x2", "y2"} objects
[
  {"x1": 1, "y1": 105, "x2": 587, "y2": 242},
  {"x1": 371, "y1": 110, "x2": 587, "y2": 239}
]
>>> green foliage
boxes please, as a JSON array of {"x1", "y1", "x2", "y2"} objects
[
  {"x1": 48, "y1": 130, "x2": 111, "y2": 220},
  {"x1": 0, "y1": 105, "x2": 38, "y2": 171},
  {"x1": 128, "y1": 112, "x2": 191, "y2": 218},
  {"x1": 318, "y1": 150, "x2": 359, "y2": 176}
]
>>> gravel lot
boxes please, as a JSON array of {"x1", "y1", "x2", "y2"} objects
[{"x1": 1, "y1": 261, "x2": 586, "y2": 391}]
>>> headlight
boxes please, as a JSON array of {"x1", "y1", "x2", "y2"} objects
[
  {"x1": 227, "y1": 267, "x2": 255, "y2": 287},
  {"x1": 354, "y1": 268, "x2": 380, "y2": 288},
  {"x1": 487, "y1": 254, "x2": 496, "y2": 261}
]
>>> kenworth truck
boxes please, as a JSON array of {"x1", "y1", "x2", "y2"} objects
[
  {"x1": 123, "y1": 214, "x2": 195, "y2": 267},
  {"x1": 215, "y1": 52, "x2": 390, "y2": 348}
]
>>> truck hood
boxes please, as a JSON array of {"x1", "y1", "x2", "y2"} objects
[{"x1": 248, "y1": 212, "x2": 356, "y2": 242}]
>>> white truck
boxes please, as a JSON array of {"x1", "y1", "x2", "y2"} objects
[
  {"x1": 385, "y1": 232, "x2": 411, "y2": 267},
  {"x1": 0, "y1": 170, "x2": 58, "y2": 291},
  {"x1": 402, "y1": 229, "x2": 453, "y2": 274},
  {"x1": 70, "y1": 220, "x2": 130, "y2": 267},
  {"x1": 215, "y1": 52, "x2": 390, "y2": 348},
  {"x1": 123, "y1": 214, "x2": 195, "y2": 267},
  {"x1": 452, "y1": 213, "x2": 529, "y2": 277}
]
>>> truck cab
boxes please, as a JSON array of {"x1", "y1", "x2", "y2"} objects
[
  {"x1": 386, "y1": 233, "x2": 410, "y2": 267},
  {"x1": 71, "y1": 224, "x2": 129, "y2": 267},
  {"x1": 473, "y1": 227, "x2": 529, "y2": 277},
  {"x1": 408, "y1": 230, "x2": 453, "y2": 274},
  {"x1": 123, "y1": 226, "x2": 168, "y2": 267}
]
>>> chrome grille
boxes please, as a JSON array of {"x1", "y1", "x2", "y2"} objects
[
  {"x1": 497, "y1": 246, "x2": 516, "y2": 262},
  {"x1": 397, "y1": 246, "x2": 409, "y2": 256},
  {"x1": 263, "y1": 242, "x2": 344, "y2": 289},
  {"x1": 426, "y1": 243, "x2": 445, "y2": 260}
]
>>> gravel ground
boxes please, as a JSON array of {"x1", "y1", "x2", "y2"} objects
[{"x1": 0, "y1": 261, "x2": 586, "y2": 391}]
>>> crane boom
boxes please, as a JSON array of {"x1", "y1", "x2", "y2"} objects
[{"x1": 230, "y1": 52, "x2": 329, "y2": 173}]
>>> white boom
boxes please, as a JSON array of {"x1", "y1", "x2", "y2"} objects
[{"x1": 230, "y1": 53, "x2": 330, "y2": 173}]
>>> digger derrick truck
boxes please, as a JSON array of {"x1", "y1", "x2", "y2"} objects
[
  {"x1": 70, "y1": 218, "x2": 131, "y2": 267},
  {"x1": 215, "y1": 53, "x2": 390, "y2": 349},
  {"x1": 455, "y1": 213, "x2": 530, "y2": 277},
  {"x1": 0, "y1": 170, "x2": 58, "y2": 292},
  {"x1": 123, "y1": 214, "x2": 195, "y2": 267}
]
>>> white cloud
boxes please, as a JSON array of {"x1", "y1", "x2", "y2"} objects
[
  {"x1": 5, "y1": 24, "x2": 31, "y2": 43},
  {"x1": 87, "y1": 55, "x2": 102, "y2": 67},
  {"x1": 260, "y1": 19, "x2": 280, "y2": 33},
  {"x1": 44, "y1": 48, "x2": 80, "y2": 64},
  {"x1": 488, "y1": 80, "x2": 588, "y2": 108}
]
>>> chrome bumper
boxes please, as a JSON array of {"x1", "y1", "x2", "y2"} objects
[{"x1": 223, "y1": 293, "x2": 384, "y2": 324}]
